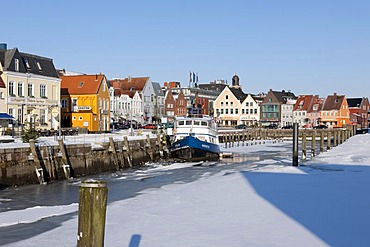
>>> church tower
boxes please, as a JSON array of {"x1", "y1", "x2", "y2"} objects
[{"x1": 231, "y1": 73, "x2": 241, "y2": 89}]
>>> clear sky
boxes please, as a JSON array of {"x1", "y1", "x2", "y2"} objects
[{"x1": 2, "y1": 0, "x2": 370, "y2": 97}]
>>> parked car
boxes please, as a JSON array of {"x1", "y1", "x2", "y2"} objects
[
  {"x1": 314, "y1": 125, "x2": 328, "y2": 129},
  {"x1": 143, "y1": 124, "x2": 156, "y2": 129},
  {"x1": 235, "y1": 124, "x2": 247, "y2": 129}
]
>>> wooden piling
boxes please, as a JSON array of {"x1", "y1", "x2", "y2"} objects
[
  {"x1": 311, "y1": 132, "x2": 316, "y2": 157},
  {"x1": 302, "y1": 132, "x2": 307, "y2": 161},
  {"x1": 333, "y1": 130, "x2": 338, "y2": 147},
  {"x1": 29, "y1": 139, "x2": 45, "y2": 184},
  {"x1": 109, "y1": 137, "x2": 120, "y2": 170},
  {"x1": 122, "y1": 136, "x2": 132, "y2": 168},
  {"x1": 58, "y1": 139, "x2": 71, "y2": 179},
  {"x1": 320, "y1": 131, "x2": 325, "y2": 153},
  {"x1": 77, "y1": 180, "x2": 108, "y2": 247},
  {"x1": 146, "y1": 135, "x2": 154, "y2": 161},
  {"x1": 327, "y1": 131, "x2": 331, "y2": 150}
]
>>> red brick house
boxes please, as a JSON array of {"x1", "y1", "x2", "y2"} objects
[{"x1": 347, "y1": 97, "x2": 370, "y2": 129}]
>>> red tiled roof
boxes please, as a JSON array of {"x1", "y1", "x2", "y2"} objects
[
  {"x1": 60, "y1": 74, "x2": 105, "y2": 95},
  {"x1": 293, "y1": 95, "x2": 314, "y2": 111},
  {"x1": 110, "y1": 77, "x2": 149, "y2": 91}
]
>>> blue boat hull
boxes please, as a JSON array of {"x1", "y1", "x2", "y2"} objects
[{"x1": 169, "y1": 135, "x2": 220, "y2": 161}]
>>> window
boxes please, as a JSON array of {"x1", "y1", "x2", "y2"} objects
[
  {"x1": 28, "y1": 84, "x2": 33, "y2": 97},
  {"x1": 246, "y1": 102, "x2": 249, "y2": 106},
  {"x1": 254, "y1": 109, "x2": 257, "y2": 114},
  {"x1": 242, "y1": 109, "x2": 245, "y2": 114},
  {"x1": 40, "y1": 84, "x2": 46, "y2": 98},
  {"x1": 18, "y1": 109, "x2": 22, "y2": 123},
  {"x1": 18, "y1": 82, "x2": 23, "y2": 97},
  {"x1": 23, "y1": 58, "x2": 31, "y2": 69},
  {"x1": 235, "y1": 109, "x2": 238, "y2": 114},
  {"x1": 61, "y1": 98, "x2": 68, "y2": 108},
  {"x1": 225, "y1": 95, "x2": 228, "y2": 100},
  {"x1": 225, "y1": 109, "x2": 228, "y2": 114},
  {"x1": 231, "y1": 102, "x2": 233, "y2": 106},
  {"x1": 221, "y1": 102, "x2": 223, "y2": 106},
  {"x1": 14, "y1": 58, "x2": 19, "y2": 71},
  {"x1": 35, "y1": 60, "x2": 42, "y2": 70},
  {"x1": 0, "y1": 92, "x2": 3, "y2": 98},
  {"x1": 72, "y1": 98, "x2": 77, "y2": 111},
  {"x1": 9, "y1": 81, "x2": 15, "y2": 96},
  {"x1": 221, "y1": 109, "x2": 224, "y2": 114},
  {"x1": 78, "y1": 81, "x2": 84, "y2": 88},
  {"x1": 250, "y1": 102, "x2": 253, "y2": 107},
  {"x1": 72, "y1": 116, "x2": 77, "y2": 120},
  {"x1": 78, "y1": 116, "x2": 83, "y2": 121},
  {"x1": 230, "y1": 109, "x2": 233, "y2": 114},
  {"x1": 201, "y1": 121, "x2": 207, "y2": 126},
  {"x1": 8, "y1": 108, "x2": 14, "y2": 117},
  {"x1": 40, "y1": 109, "x2": 46, "y2": 124}
]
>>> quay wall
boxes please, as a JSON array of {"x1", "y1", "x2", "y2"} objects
[{"x1": 0, "y1": 135, "x2": 169, "y2": 187}]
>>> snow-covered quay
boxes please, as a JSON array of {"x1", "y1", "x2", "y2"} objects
[{"x1": 1, "y1": 134, "x2": 370, "y2": 246}]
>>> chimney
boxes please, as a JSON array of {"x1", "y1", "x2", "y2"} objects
[
  {"x1": 0, "y1": 43, "x2": 7, "y2": 50},
  {"x1": 95, "y1": 74, "x2": 98, "y2": 81}
]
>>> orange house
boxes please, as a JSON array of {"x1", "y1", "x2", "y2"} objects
[
  {"x1": 60, "y1": 74, "x2": 110, "y2": 132},
  {"x1": 320, "y1": 93, "x2": 350, "y2": 128}
]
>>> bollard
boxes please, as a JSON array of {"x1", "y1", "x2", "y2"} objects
[
  {"x1": 292, "y1": 123, "x2": 299, "y2": 166},
  {"x1": 77, "y1": 180, "x2": 108, "y2": 247}
]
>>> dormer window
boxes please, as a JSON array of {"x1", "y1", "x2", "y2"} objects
[
  {"x1": 14, "y1": 58, "x2": 19, "y2": 71},
  {"x1": 35, "y1": 60, "x2": 42, "y2": 70},
  {"x1": 78, "y1": 81, "x2": 84, "y2": 88},
  {"x1": 23, "y1": 58, "x2": 31, "y2": 69}
]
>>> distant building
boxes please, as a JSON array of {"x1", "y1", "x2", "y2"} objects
[
  {"x1": 60, "y1": 74, "x2": 110, "y2": 132},
  {"x1": 320, "y1": 93, "x2": 349, "y2": 128},
  {"x1": 260, "y1": 89, "x2": 297, "y2": 128},
  {"x1": 347, "y1": 97, "x2": 370, "y2": 129}
]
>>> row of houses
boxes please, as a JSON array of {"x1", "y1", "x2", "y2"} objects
[{"x1": 1, "y1": 44, "x2": 369, "y2": 134}]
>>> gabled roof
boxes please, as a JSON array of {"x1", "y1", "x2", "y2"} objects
[
  {"x1": 293, "y1": 95, "x2": 315, "y2": 111},
  {"x1": 347, "y1": 98, "x2": 363, "y2": 108},
  {"x1": 271, "y1": 90, "x2": 296, "y2": 103},
  {"x1": 60, "y1": 74, "x2": 106, "y2": 95},
  {"x1": 0, "y1": 48, "x2": 59, "y2": 78},
  {"x1": 322, "y1": 93, "x2": 346, "y2": 111},
  {"x1": 110, "y1": 77, "x2": 149, "y2": 92},
  {"x1": 152, "y1": 82, "x2": 164, "y2": 97},
  {"x1": 229, "y1": 86, "x2": 247, "y2": 102}
]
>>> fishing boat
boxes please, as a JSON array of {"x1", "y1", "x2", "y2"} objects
[{"x1": 169, "y1": 115, "x2": 220, "y2": 161}]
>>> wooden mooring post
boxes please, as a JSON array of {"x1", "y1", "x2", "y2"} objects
[
  {"x1": 311, "y1": 132, "x2": 316, "y2": 157},
  {"x1": 302, "y1": 132, "x2": 307, "y2": 161},
  {"x1": 77, "y1": 180, "x2": 108, "y2": 247},
  {"x1": 109, "y1": 137, "x2": 120, "y2": 170},
  {"x1": 292, "y1": 123, "x2": 299, "y2": 166}
]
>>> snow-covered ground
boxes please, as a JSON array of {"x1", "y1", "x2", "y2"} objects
[{"x1": 1, "y1": 134, "x2": 370, "y2": 246}]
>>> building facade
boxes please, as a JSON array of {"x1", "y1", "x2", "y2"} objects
[
  {"x1": 60, "y1": 74, "x2": 110, "y2": 132},
  {"x1": 0, "y1": 44, "x2": 61, "y2": 131}
]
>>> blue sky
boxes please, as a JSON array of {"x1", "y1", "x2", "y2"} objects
[{"x1": 2, "y1": 0, "x2": 370, "y2": 97}]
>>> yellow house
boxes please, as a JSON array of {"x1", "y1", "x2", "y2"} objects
[{"x1": 60, "y1": 74, "x2": 110, "y2": 132}]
